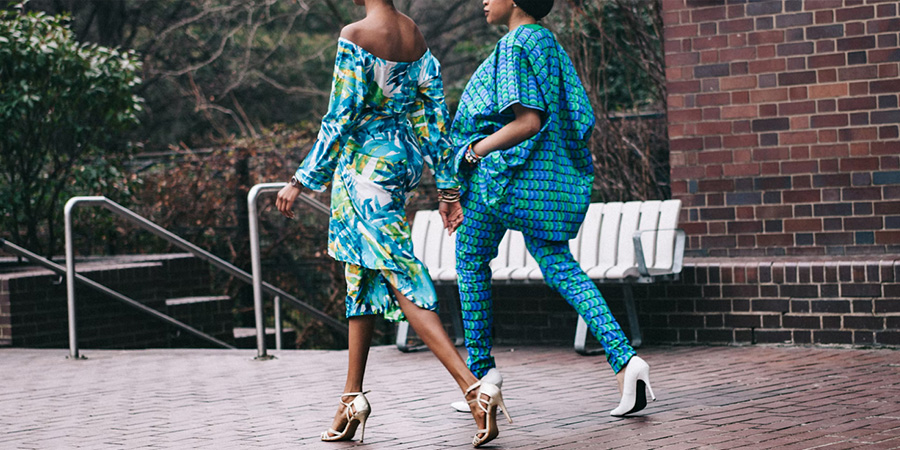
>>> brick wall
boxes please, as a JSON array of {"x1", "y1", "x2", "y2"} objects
[
  {"x1": 663, "y1": 0, "x2": 900, "y2": 257},
  {"x1": 641, "y1": 256, "x2": 900, "y2": 346},
  {"x1": 487, "y1": 256, "x2": 899, "y2": 348}
]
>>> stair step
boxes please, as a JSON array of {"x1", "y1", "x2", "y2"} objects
[
  {"x1": 232, "y1": 327, "x2": 297, "y2": 349},
  {"x1": 232, "y1": 327, "x2": 293, "y2": 338},
  {"x1": 166, "y1": 295, "x2": 230, "y2": 306}
]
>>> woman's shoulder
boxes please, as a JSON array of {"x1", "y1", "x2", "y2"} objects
[
  {"x1": 339, "y1": 21, "x2": 366, "y2": 43},
  {"x1": 340, "y1": 17, "x2": 427, "y2": 62}
]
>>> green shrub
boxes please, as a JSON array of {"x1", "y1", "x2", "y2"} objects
[{"x1": 0, "y1": 2, "x2": 142, "y2": 255}]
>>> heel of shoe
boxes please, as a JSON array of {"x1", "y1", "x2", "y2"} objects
[
  {"x1": 477, "y1": 382, "x2": 508, "y2": 417},
  {"x1": 498, "y1": 397, "x2": 513, "y2": 424},
  {"x1": 358, "y1": 411, "x2": 369, "y2": 443},
  {"x1": 645, "y1": 379, "x2": 656, "y2": 402},
  {"x1": 321, "y1": 391, "x2": 372, "y2": 442},
  {"x1": 610, "y1": 356, "x2": 655, "y2": 417},
  {"x1": 634, "y1": 359, "x2": 655, "y2": 402},
  {"x1": 469, "y1": 381, "x2": 509, "y2": 447},
  {"x1": 353, "y1": 393, "x2": 371, "y2": 442}
]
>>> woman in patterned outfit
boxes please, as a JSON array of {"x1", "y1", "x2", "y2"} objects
[
  {"x1": 276, "y1": 0, "x2": 510, "y2": 446},
  {"x1": 450, "y1": 0, "x2": 656, "y2": 417}
]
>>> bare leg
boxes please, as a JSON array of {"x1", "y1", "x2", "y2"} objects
[
  {"x1": 393, "y1": 289, "x2": 478, "y2": 390},
  {"x1": 328, "y1": 315, "x2": 376, "y2": 434},
  {"x1": 390, "y1": 286, "x2": 487, "y2": 432}
]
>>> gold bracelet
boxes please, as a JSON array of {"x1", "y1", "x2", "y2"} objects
[{"x1": 437, "y1": 188, "x2": 460, "y2": 203}]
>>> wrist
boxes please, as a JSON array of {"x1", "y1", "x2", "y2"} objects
[
  {"x1": 472, "y1": 142, "x2": 488, "y2": 157},
  {"x1": 289, "y1": 175, "x2": 302, "y2": 190},
  {"x1": 437, "y1": 187, "x2": 460, "y2": 203}
]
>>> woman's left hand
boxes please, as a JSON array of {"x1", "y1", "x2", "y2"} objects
[
  {"x1": 276, "y1": 183, "x2": 301, "y2": 219},
  {"x1": 439, "y1": 200, "x2": 463, "y2": 234}
]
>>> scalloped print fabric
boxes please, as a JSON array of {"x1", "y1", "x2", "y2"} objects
[{"x1": 450, "y1": 24, "x2": 596, "y2": 242}]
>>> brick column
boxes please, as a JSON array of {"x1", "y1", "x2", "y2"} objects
[{"x1": 663, "y1": 0, "x2": 900, "y2": 257}]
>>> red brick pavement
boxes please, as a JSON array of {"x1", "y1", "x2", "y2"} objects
[{"x1": 0, "y1": 345, "x2": 898, "y2": 449}]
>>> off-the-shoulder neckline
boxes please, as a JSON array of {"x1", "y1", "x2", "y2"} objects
[{"x1": 338, "y1": 37, "x2": 431, "y2": 64}]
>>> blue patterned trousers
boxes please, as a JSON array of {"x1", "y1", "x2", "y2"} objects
[{"x1": 456, "y1": 191, "x2": 636, "y2": 378}]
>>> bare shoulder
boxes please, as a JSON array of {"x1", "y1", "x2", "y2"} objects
[
  {"x1": 339, "y1": 21, "x2": 363, "y2": 41},
  {"x1": 398, "y1": 13, "x2": 428, "y2": 53},
  {"x1": 339, "y1": 13, "x2": 426, "y2": 61}
]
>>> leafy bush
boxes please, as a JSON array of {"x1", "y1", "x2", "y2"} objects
[{"x1": 0, "y1": 2, "x2": 142, "y2": 255}]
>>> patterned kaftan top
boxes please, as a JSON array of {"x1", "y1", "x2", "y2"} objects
[
  {"x1": 450, "y1": 24, "x2": 596, "y2": 241},
  {"x1": 295, "y1": 38, "x2": 457, "y2": 277}
]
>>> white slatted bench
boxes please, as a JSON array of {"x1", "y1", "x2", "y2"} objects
[{"x1": 396, "y1": 200, "x2": 686, "y2": 355}]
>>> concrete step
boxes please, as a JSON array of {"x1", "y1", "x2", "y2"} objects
[
  {"x1": 165, "y1": 295, "x2": 234, "y2": 347},
  {"x1": 233, "y1": 326, "x2": 296, "y2": 349},
  {"x1": 165, "y1": 295, "x2": 230, "y2": 307}
]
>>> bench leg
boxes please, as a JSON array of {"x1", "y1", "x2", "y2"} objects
[
  {"x1": 395, "y1": 321, "x2": 417, "y2": 352},
  {"x1": 574, "y1": 284, "x2": 643, "y2": 355},
  {"x1": 449, "y1": 296, "x2": 465, "y2": 347},
  {"x1": 623, "y1": 284, "x2": 643, "y2": 348},
  {"x1": 574, "y1": 316, "x2": 604, "y2": 355}
]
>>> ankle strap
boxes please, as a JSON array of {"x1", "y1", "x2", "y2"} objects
[{"x1": 339, "y1": 390, "x2": 370, "y2": 398}]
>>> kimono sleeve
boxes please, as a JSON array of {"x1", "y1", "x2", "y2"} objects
[
  {"x1": 294, "y1": 41, "x2": 366, "y2": 192},
  {"x1": 496, "y1": 38, "x2": 547, "y2": 116},
  {"x1": 409, "y1": 55, "x2": 459, "y2": 190}
]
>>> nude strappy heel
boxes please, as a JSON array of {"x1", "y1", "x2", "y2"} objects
[
  {"x1": 321, "y1": 391, "x2": 371, "y2": 442},
  {"x1": 610, "y1": 356, "x2": 656, "y2": 417},
  {"x1": 466, "y1": 381, "x2": 512, "y2": 448}
]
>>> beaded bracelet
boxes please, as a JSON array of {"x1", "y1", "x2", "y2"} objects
[{"x1": 464, "y1": 142, "x2": 483, "y2": 165}]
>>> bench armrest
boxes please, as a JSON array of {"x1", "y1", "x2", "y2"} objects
[{"x1": 632, "y1": 228, "x2": 686, "y2": 277}]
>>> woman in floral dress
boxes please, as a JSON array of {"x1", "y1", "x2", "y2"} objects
[{"x1": 276, "y1": 0, "x2": 509, "y2": 446}]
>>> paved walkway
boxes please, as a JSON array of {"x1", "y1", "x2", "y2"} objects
[{"x1": 1, "y1": 345, "x2": 898, "y2": 449}]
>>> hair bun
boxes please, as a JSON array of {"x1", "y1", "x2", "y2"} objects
[{"x1": 516, "y1": 0, "x2": 554, "y2": 20}]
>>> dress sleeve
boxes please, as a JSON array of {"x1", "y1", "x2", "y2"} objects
[
  {"x1": 409, "y1": 55, "x2": 459, "y2": 190},
  {"x1": 294, "y1": 41, "x2": 366, "y2": 192}
]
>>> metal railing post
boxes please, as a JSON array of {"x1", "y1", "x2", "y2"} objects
[
  {"x1": 65, "y1": 196, "x2": 106, "y2": 359},
  {"x1": 65, "y1": 199, "x2": 77, "y2": 359},
  {"x1": 247, "y1": 182, "x2": 331, "y2": 359},
  {"x1": 247, "y1": 184, "x2": 270, "y2": 359},
  {"x1": 274, "y1": 296, "x2": 282, "y2": 351}
]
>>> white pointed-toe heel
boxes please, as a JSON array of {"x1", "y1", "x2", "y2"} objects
[
  {"x1": 321, "y1": 391, "x2": 371, "y2": 442},
  {"x1": 466, "y1": 380, "x2": 512, "y2": 448},
  {"x1": 610, "y1": 356, "x2": 656, "y2": 417}
]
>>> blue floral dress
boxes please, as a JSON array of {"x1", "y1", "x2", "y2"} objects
[{"x1": 294, "y1": 38, "x2": 457, "y2": 321}]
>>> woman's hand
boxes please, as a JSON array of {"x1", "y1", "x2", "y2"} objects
[
  {"x1": 276, "y1": 184, "x2": 301, "y2": 219},
  {"x1": 439, "y1": 201, "x2": 463, "y2": 235}
]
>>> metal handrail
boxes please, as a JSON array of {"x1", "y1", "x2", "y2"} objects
[
  {"x1": 1, "y1": 238, "x2": 235, "y2": 353},
  {"x1": 64, "y1": 196, "x2": 347, "y2": 360},
  {"x1": 247, "y1": 182, "x2": 333, "y2": 359}
]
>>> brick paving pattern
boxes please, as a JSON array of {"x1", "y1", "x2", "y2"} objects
[{"x1": 1, "y1": 345, "x2": 898, "y2": 449}]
